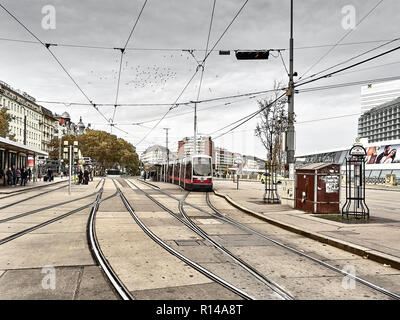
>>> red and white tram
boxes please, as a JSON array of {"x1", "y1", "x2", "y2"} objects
[{"x1": 164, "y1": 154, "x2": 213, "y2": 191}]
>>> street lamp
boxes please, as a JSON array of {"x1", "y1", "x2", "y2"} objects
[{"x1": 63, "y1": 140, "x2": 79, "y2": 195}]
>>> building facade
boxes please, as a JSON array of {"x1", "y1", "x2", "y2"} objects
[
  {"x1": 361, "y1": 79, "x2": 400, "y2": 113},
  {"x1": 0, "y1": 81, "x2": 43, "y2": 149},
  {"x1": 213, "y1": 147, "x2": 234, "y2": 174},
  {"x1": 296, "y1": 139, "x2": 400, "y2": 185},
  {"x1": 177, "y1": 136, "x2": 213, "y2": 159},
  {"x1": 140, "y1": 145, "x2": 169, "y2": 165},
  {"x1": 358, "y1": 97, "x2": 400, "y2": 143},
  {"x1": 1, "y1": 80, "x2": 86, "y2": 160}
]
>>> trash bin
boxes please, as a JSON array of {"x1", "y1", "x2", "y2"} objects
[{"x1": 296, "y1": 163, "x2": 341, "y2": 214}]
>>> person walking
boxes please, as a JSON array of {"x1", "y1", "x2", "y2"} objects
[
  {"x1": 28, "y1": 168, "x2": 32, "y2": 182},
  {"x1": 6, "y1": 168, "x2": 13, "y2": 186}
]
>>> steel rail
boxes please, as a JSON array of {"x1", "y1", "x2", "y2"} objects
[
  {"x1": 116, "y1": 180, "x2": 255, "y2": 300},
  {"x1": 205, "y1": 193, "x2": 400, "y2": 300},
  {"x1": 0, "y1": 180, "x2": 68, "y2": 198},
  {"x1": 0, "y1": 190, "x2": 99, "y2": 223},
  {"x1": 0, "y1": 183, "x2": 68, "y2": 210},
  {"x1": 126, "y1": 179, "x2": 206, "y2": 238},
  {"x1": 133, "y1": 179, "x2": 400, "y2": 300},
  {"x1": 87, "y1": 180, "x2": 134, "y2": 300},
  {"x1": 0, "y1": 179, "x2": 104, "y2": 245},
  {"x1": 178, "y1": 193, "x2": 293, "y2": 300}
]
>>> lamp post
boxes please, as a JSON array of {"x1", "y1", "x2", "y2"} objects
[{"x1": 63, "y1": 140, "x2": 79, "y2": 195}]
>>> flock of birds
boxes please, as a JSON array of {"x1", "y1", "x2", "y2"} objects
[{"x1": 86, "y1": 53, "x2": 198, "y2": 92}]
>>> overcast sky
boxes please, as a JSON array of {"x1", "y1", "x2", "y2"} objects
[{"x1": 1, "y1": 0, "x2": 399, "y2": 158}]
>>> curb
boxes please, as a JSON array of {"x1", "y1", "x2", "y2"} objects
[
  {"x1": 213, "y1": 188, "x2": 400, "y2": 271},
  {"x1": 0, "y1": 179, "x2": 68, "y2": 194}
]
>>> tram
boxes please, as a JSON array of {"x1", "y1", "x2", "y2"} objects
[
  {"x1": 106, "y1": 169, "x2": 121, "y2": 177},
  {"x1": 157, "y1": 155, "x2": 213, "y2": 191}
]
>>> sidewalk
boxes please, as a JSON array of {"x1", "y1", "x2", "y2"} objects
[
  {"x1": 0, "y1": 176, "x2": 68, "y2": 194},
  {"x1": 213, "y1": 181, "x2": 400, "y2": 270}
]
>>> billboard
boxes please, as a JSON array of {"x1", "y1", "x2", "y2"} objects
[{"x1": 365, "y1": 144, "x2": 400, "y2": 164}]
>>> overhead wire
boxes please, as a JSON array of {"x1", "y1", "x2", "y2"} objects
[
  {"x1": 298, "y1": 0, "x2": 385, "y2": 81},
  {"x1": 296, "y1": 36, "x2": 400, "y2": 86},
  {"x1": 135, "y1": 0, "x2": 249, "y2": 147},
  {"x1": 294, "y1": 44, "x2": 400, "y2": 89},
  {"x1": 0, "y1": 3, "x2": 112, "y2": 125},
  {"x1": 112, "y1": 0, "x2": 149, "y2": 127}
]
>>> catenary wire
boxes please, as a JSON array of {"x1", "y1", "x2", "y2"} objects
[
  {"x1": 112, "y1": 0, "x2": 149, "y2": 127},
  {"x1": 298, "y1": 0, "x2": 385, "y2": 81}
]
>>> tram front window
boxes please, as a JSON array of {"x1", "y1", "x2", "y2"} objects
[{"x1": 193, "y1": 158, "x2": 212, "y2": 176}]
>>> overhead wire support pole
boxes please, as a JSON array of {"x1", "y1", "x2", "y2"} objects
[
  {"x1": 287, "y1": 0, "x2": 296, "y2": 179},
  {"x1": 163, "y1": 128, "x2": 170, "y2": 182}
]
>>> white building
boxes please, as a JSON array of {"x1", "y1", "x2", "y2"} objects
[
  {"x1": 361, "y1": 79, "x2": 400, "y2": 113},
  {"x1": 141, "y1": 145, "x2": 169, "y2": 165},
  {"x1": 0, "y1": 80, "x2": 43, "y2": 150},
  {"x1": 177, "y1": 136, "x2": 213, "y2": 159},
  {"x1": 213, "y1": 147, "x2": 234, "y2": 173}
]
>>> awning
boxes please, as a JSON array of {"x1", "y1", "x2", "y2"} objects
[{"x1": 0, "y1": 137, "x2": 48, "y2": 157}]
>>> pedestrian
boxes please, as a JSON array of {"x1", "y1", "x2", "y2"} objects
[
  {"x1": 6, "y1": 168, "x2": 13, "y2": 186},
  {"x1": 28, "y1": 167, "x2": 32, "y2": 182},
  {"x1": 47, "y1": 168, "x2": 53, "y2": 182},
  {"x1": 11, "y1": 165, "x2": 16, "y2": 186},
  {"x1": 84, "y1": 168, "x2": 89, "y2": 185},
  {"x1": 89, "y1": 167, "x2": 93, "y2": 182},
  {"x1": 20, "y1": 167, "x2": 28, "y2": 186},
  {"x1": 78, "y1": 169, "x2": 83, "y2": 184},
  {"x1": 16, "y1": 168, "x2": 21, "y2": 185}
]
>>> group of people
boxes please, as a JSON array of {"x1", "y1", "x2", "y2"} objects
[
  {"x1": 6, "y1": 165, "x2": 32, "y2": 186},
  {"x1": 77, "y1": 167, "x2": 93, "y2": 185}
]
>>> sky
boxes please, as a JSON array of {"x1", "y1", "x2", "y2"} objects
[{"x1": 1, "y1": 0, "x2": 399, "y2": 159}]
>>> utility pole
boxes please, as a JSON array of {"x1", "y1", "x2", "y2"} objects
[
  {"x1": 287, "y1": 0, "x2": 296, "y2": 179},
  {"x1": 194, "y1": 102, "x2": 197, "y2": 156},
  {"x1": 163, "y1": 128, "x2": 169, "y2": 182}
]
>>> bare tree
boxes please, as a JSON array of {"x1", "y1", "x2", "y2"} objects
[{"x1": 255, "y1": 81, "x2": 289, "y2": 171}]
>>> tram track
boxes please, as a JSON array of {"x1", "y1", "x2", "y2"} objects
[
  {"x1": 0, "y1": 180, "x2": 68, "y2": 198},
  {"x1": 114, "y1": 179, "x2": 256, "y2": 300},
  {"x1": 0, "y1": 179, "x2": 106, "y2": 246},
  {"x1": 133, "y1": 178, "x2": 400, "y2": 300},
  {"x1": 124, "y1": 178, "x2": 293, "y2": 300},
  {"x1": 0, "y1": 183, "x2": 69, "y2": 211},
  {"x1": 0, "y1": 178, "x2": 130, "y2": 301},
  {"x1": 87, "y1": 179, "x2": 133, "y2": 300}
]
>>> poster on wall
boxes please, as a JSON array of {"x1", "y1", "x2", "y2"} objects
[{"x1": 365, "y1": 144, "x2": 400, "y2": 164}]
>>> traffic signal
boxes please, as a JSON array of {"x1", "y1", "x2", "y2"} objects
[{"x1": 235, "y1": 50, "x2": 269, "y2": 60}]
